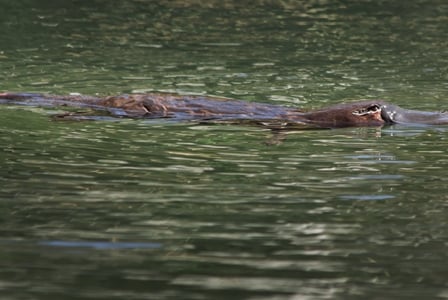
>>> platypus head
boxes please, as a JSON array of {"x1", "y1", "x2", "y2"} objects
[{"x1": 302, "y1": 100, "x2": 388, "y2": 128}]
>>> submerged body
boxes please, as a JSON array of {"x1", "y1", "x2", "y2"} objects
[{"x1": 0, "y1": 92, "x2": 447, "y2": 128}]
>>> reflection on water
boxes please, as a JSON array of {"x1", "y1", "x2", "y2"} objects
[{"x1": 1, "y1": 0, "x2": 448, "y2": 299}]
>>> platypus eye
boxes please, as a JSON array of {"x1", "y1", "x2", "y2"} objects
[{"x1": 352, "y1": 104, "x2": 381, "y2": 116}]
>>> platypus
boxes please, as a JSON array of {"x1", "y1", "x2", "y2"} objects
[{"x1": 1, "y1": 92, "x2": 447, "y2": 129}]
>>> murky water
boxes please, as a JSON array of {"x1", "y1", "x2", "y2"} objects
[{"x1": 1, "y1": 1, "x2": 448, "y2": 299}]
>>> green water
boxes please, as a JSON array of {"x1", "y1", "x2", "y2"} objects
[{"x1": 1, "y1": 1, "x2": 448, "y2": 299}]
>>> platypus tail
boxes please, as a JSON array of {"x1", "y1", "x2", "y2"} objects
[
  {"x1": 0, "y1": 92, "x2": 44, "y2": 100},
  {"x1": 0, "y1": 92, "x2": 103, "y2": 108}
]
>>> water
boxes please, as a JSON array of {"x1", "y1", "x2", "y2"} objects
[{"x1": 1, "y1": 1, "x2": 448, "y2": 299}]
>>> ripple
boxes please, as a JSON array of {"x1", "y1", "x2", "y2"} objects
[{"x1": 339, "y1": 194, "x2": 395, "y2": 201}]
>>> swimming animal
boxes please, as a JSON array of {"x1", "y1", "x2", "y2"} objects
[{"x1": 1, "y1": 92, "x2": 447, "y2": 129}]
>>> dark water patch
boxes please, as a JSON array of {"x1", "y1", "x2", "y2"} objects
[{"x1": 39, "y1": 240, "x2": 162, "y2": 250}]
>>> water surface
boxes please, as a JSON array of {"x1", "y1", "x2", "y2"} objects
[{"x1": 1, "y1": 1, "x2": 448, "y2": 299}]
